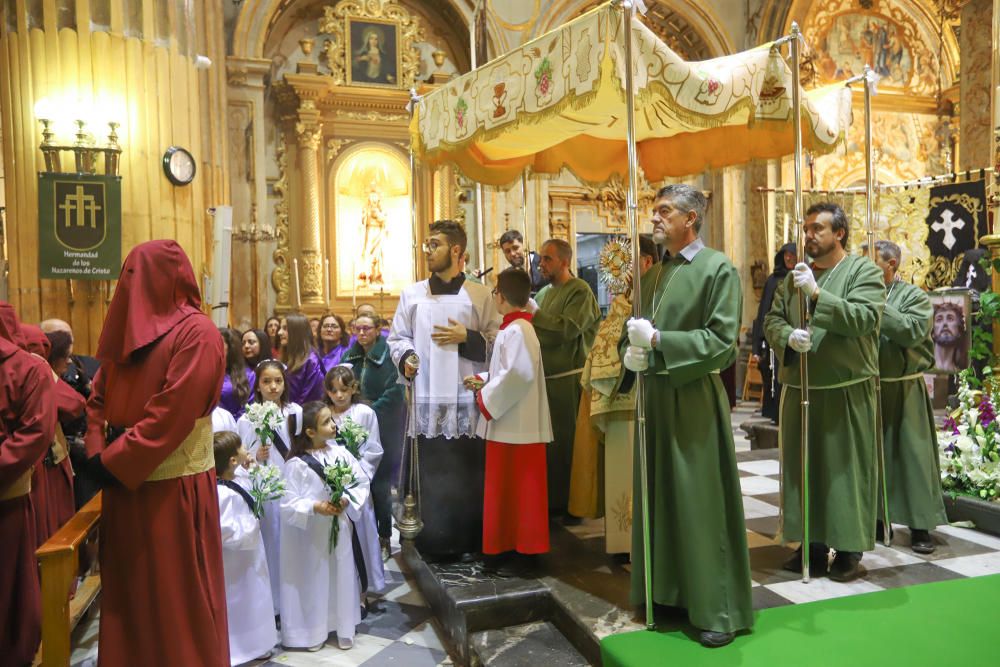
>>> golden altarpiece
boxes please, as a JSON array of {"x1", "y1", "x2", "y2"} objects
[{"x1": 260, "y1": 0, "x2": 465, "y2": 320}]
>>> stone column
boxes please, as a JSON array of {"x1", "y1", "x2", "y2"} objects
[{"x1": 295, "y1": 103, "x2": 325, "y2": 307}]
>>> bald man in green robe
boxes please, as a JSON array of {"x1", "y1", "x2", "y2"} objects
[
  {"x1": 619, "y1": 184, "x2": 752, "y2": 648},
  {"x1": 530, "y1": 238, "x2": 600, "y2": 516},
  {"x1": 872, "y1": 240, "x2": 947, "y2": 554},
  {"x1": 765, "y1": 202, "x2": 886, "y2": 582}
]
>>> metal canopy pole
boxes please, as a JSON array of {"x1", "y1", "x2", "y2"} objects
[
  {"x1": 619, "y1": 0, "x2": 654, "y2": 628},
  {"x1": 520, "y1": 171, "x2": 531, "y2": 257},
  {"x1": 861, "y1": 66, "x2": 892, "y2": 546},
  {"x1": 398, "y1": 89, "x2": 424, "y2": 541},
  {"x1": 788, "y1": 22, "x2": 812, "y2": 584}
]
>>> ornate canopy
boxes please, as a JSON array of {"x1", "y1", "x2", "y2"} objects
[{"x1": 411, "y1": 2, "x2": 852, "y2": 186}]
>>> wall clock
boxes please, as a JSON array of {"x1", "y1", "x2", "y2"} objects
[{"x1": 163, "y1": 146, "x2": 196, "y2": 186}]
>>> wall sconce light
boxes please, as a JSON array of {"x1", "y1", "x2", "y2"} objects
[{"x1": 35, "y1": 99, "x2": 122, "y2": 176}]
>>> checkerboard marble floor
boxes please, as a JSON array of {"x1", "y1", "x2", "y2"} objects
[
  {"x1": 70, "y1": 532, "x2": 456, "y2": 667},
  {"x1": 70, "y1": 401, "x2": 1000, "y2": 666},
  {"x1": 730, "y1": 402, "x2": 1000, "y2": 612}
]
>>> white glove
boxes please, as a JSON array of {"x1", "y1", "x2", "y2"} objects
[
  {"x1": 622, "y1": 345, "x2": 650, "y2": 372},
  {"x1": 787, "y1": 328, "x2": 812, "y2": 353},
  {"x1": 627, "y1": 318, "x2": 656, "y2": 349},
  {"x1": 527, "y1": 298, "x2": 539, "y2": 314},
  {"x1": 792, "y1": 262, "x2": 818, "y2": 297}
]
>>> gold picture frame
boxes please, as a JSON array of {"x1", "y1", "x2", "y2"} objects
[{"x1": 346, "y1": 17, "x2": 401, "y2": 89}]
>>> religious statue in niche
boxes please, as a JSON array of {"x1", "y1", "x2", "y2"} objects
[
  {"x1": 358, "y1": 182, "x2": 387, "y2": 286},
  {"x1": 349, "y1": 19, "x2": 399, "y2": 86}
]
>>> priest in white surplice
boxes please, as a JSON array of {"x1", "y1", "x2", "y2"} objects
[{"x1": 388, "y1": 220, "x2": 500, "y2": 558}]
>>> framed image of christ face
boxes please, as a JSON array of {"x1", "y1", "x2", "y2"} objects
[
  {"x1": 929, "y1": 289, "x2": 972, "y2": 375},
  {"x1": 347, "y1": 18, "x2": 400, "y2": 88}
]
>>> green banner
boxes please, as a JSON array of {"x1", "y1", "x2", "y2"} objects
[{"x1": 38, "y1": 173, "x2": 122, "y2": 280}]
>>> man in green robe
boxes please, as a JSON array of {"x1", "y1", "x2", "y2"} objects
[
  {"x1": 619, "y1": 184, "x2": 752, "y2": 648},
  {"x1": 765, "y1": 202, "x2": 886, "y2": 582},
  {"x1": 872, "y1": 240, "x2": 947, "y2": 553},
  {"x1": 531, "y1": 238, "x2": 600, "y2": 517}
]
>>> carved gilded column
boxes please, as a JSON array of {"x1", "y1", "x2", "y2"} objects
[{"x1": 294, "y1": 103, "x2": 325, "y2": 307}]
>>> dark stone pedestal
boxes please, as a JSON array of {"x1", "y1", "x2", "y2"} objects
[
  {"x1": 401, "y1": 523, "x2": 641, "y2": 666},
  {"x1": 943, "y1": 494, "x2": 1000, "y2": 537},
  {"x1": 741, "y1": 419, "x2": 779, "y2": 450}
]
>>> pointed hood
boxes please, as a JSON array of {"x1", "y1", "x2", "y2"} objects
[
  {"x1": 20, "y1": 324, "x2": 51, "y2": 358},
  {"x1": 96, "y1": 240, "x2": 204, "y2": 363},
  {"x1": 0, "y1": 302, "x2": 22, "y2": 360}
]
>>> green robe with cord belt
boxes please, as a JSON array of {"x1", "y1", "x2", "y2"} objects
[
  {"x1": 765, "y1": 254, "x2": 886, "y2": 553},
  {"x1": 533, "y1": 277, "x2": 600, "y2": 512},
  {"x1": 617, "y1": 244, "x2": 753, "y2": 634},
  {"x1": 879, "y1": 279, "x2": 948, "y2": 530}
]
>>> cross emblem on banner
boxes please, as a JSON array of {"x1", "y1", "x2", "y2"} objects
[
  {"x1": 931, "y1": 209, "x2": 966, "y2": 250},
  {"x1": 58, "y1": 185, "x2": 102, "y2": 229}
]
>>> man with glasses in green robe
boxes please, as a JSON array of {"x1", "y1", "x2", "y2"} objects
[
  {"x1": 765, "y1": 202, "x2": 886, "y2": 582},
  {"x1": 870, "y1": 239, "x2": 947, "y2": 554},
  {"x1": 619, "y1": 184, "x2": 752, "y2": 648}
]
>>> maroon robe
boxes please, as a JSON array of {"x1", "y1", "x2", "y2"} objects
[
  {"x1": 22, "y1": 324, "x2": 81, "y2": 545},
  {"x1": 85, "y1": 240, "x2": 228, "y2": 667},
  {"x1": 0, "y1": 322, "x2": 58, "y2": 666}
]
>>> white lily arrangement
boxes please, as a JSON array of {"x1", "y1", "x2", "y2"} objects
[{"x1": 939, "y1": 369, "x2": 1000, "y2": 502}]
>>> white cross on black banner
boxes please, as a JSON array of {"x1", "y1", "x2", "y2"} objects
[{"x1": 923, "y1": 179, "x2": 988, "y2": 288}]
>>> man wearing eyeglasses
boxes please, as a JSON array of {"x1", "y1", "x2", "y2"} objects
[{"x1": 388, "y1": 220, "x2": 500, "y2": 559}]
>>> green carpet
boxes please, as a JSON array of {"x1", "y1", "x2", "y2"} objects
[{"x1": 601, "y1": 574, "x2": 1000, "y2": 667}]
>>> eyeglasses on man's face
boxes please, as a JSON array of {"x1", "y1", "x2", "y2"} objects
[
  {"x1": 422, "y1": 240, "x2": 451, "y2": 253},
  {"x1": 354, "y1": 325, "x2": 376, "y2": 333}
]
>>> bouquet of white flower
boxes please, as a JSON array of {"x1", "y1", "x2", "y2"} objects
[
  {"x1": 336, "y1": 417, "x2": 369, "y2": 460},
  {"x1": 322, "y1": 459, "x2": 359, "y2": 552},
  {"x1": 244, "y1": 401, "x2": 285, "y2": 454},
  {"x1": 247, "y1": 463, "x2": 286, "y2": 519},
  {"x1": 939, "y1": 369, "x2": 1000, "y2": 502}
]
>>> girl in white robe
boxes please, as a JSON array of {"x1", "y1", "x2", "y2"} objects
[
  {"x1": 280, "y1": 401, "x2": 370, "y2": 651},
  {"x1": 236, "y1": 359, "x2": 302, "y2": 616},
  {"x1": 324, "y1": 365, "x2": 386, "y2": 595},
  {"x1": 214, "y1": 431, "x2": 277, "y2": 665}
]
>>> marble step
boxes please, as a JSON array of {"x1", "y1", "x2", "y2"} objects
[{"x1": 471, "y1": 621, "x2": 591, "y2": 666}]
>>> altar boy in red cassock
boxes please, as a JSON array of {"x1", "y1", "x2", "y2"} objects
[
  {"x1": 0, "y1": 303, "x2": 57, "y2": 666},
  {"x1": 84, "y1": 240, "x2": 229, "y2": 667},
  {"x1": 466, "y1": 269, "x2": 553, "y2": 572}
]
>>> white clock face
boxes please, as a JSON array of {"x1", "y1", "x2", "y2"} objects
[{"x1": 170, "y1": 150, "x2": 195, "y2": 182}]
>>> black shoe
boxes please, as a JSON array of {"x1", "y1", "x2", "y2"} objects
[
  {"x1": 562, "y1": 514, "x2": 584, "y2": 526},
  {"x1": 782, "y1": 544, "x2": 829, "y2": 577},
  {"x1": 828, "y1": 551, "x2": 864, "y2": 582},
  {"x1": 698, "y1": 630, "x2": 734, "y2": 648},
  {"x1": 496, "y1": 553, "x2": 540, "y2": 578},
  {"x1": 910, "y1": 528, "x2": 936, "y2": 554},
  {"x1": 459, "y1": 551, "x2": 482, "y2": 563}
]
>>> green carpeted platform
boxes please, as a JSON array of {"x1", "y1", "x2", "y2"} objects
[{"x1": 601, "y1": 574, "x2": 1000, "y2": 667}]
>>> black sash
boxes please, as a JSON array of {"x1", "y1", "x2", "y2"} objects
[
  {"x1": 218, "y1": 478, "x2": 258, "y2": 516},
  {"x1": 270, "y1": 428, "x2": 290, "y2": 459},
  {"x1": 299, "y1": 453, "x2": 369, "y2": 594}
]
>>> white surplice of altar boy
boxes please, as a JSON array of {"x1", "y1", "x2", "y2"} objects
[{"x1": 387, "y1": 220, "x2": 500, "y2": 557}]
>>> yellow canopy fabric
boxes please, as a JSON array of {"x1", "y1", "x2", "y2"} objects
[{"x1": 411, "y1": 2, "x2": 852, "y2": 186}]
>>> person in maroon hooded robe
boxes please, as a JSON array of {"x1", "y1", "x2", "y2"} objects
[
  {"x1": 0, "y1": 302, "x2": 57, "y2": 666},
  {"x1": 83, "y1": 240, "x2": 229, "y2": 667},
  {"x1": 21, "y1": 324, "x2": 85, "y2": 544}
]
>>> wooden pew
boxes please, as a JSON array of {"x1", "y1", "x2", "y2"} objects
[{"x1": 35, "y1": 492, "x2": 102, "y2": 667}]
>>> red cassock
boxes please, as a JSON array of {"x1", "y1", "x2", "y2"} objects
[
  {"x1": 0, "y1": 327, "x2": 58, "y2": 666},
  {"x1": 85, "y1": 240, "x2": 228, "y2": 667}
]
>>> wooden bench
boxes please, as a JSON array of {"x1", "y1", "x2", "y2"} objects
[{"x1": 36, "y1": 492, "x2": 102, "y2": 667}]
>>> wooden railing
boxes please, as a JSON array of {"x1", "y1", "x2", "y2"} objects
[{"x1": 35, "y1": 492, "x2": 102, "y2": 667}]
